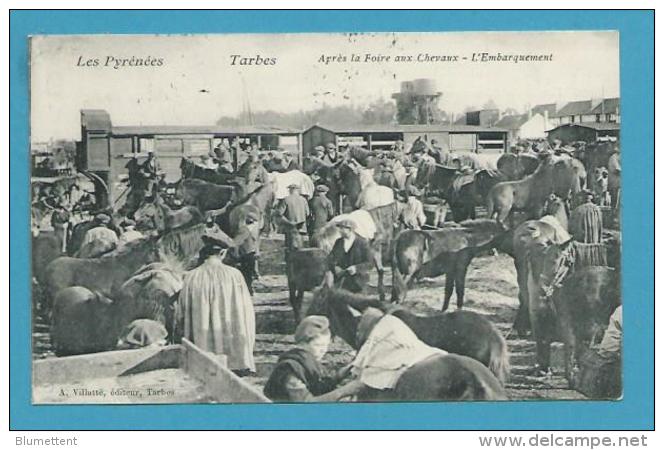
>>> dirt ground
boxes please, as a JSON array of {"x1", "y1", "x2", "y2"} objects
[
  {"x1": 33, "y1": 233, "x2": 586, "y2": 401},
  {"x1": 244, "y1": 235, "x2": 586, "y2": 400}
]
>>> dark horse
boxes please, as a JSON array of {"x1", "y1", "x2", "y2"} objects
[
  {"x1": 282, "y1": 222, "x2": 328, "y2": 321},
  {"x1": 487, "y1": 154, "x2": 582, "y2": 224},
  {"x1": 526, "y1": 239, "x2": 620, "y2": 382},
  {"x1": 448, "y1": 169, "x2": 503, "y2": 222},
  {"x1": 174, "y1": 178, "x2": 237, "y2": 212},
  {"x1": 180, "y1": 157, "x2": 235, "y2": 185},
  {"x1": 133, "y1": 194, "x2": 204, "y2": 233},
  {"x1": 307, "y1": 288, "x2": 510, "y2": 385},
  {"x1": 391, "y1": 219, "x2": 507, "y2": 310},
  {"x1": 507, "y1": 195, "x2": 570, "y2": 335}
]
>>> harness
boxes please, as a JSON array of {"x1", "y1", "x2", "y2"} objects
[{"x1": 540, "y1": 243, "x2": 577, "y2": 299}]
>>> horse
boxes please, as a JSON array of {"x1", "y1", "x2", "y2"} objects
[
  {"x1": 306, "y1": 288, "x2": 510, "y2": 385},
  {"x1": 448, "y1": 169, "x2": 503, "y2": 222},
  {"x1": 180, "y1": 157, "x2": 235, "y2": 185},
  {"x1": 414, "y1": 160, "x2": 459, "y2": 200},
  {"x1": 67, "y1": 213, "x2": 122, "y2": 256},
  {"x1": 43, "y1": 235, "x2": 162, "y2": 308},
  {"x1": 282, "y1": 222, "x2": 328, "y2": 321},
  {"x1": 391, "y1": 219, "x2": 507, "y2": 310},
  {"x1": 133, "y1": 194, "x2": 204, "y2": 233},
  {"x1": 487, "y1": 154, "x2": 581, "y2": 224},
  {"x1": 313, "y1": 202, "x2": 399, "y2": 302},
  {"x1": 508, "y1": 194, "x2": 571, "y2": 336},
  {"x1": 302, "y1": 156, "x2": 343, "y2": 213},
  {"x1": 526, "y1": 239, "x2": 620, "y2": 381},
  {"x1": 496, "y1": 152, "x2": 539, "y2": 180},
  {"x1": 173, "y1": 178, "x2": 237, "y2": 212},
  {"x1": 353, "y1": 168, "x2": 395, "y2": 211}
]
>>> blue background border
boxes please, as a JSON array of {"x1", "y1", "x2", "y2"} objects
[{"x1": 10, "y1": 10, "x2": 654, "y2": 430}]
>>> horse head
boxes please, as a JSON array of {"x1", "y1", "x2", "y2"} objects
[{"x1": 533, "y1": 238, "x2": 576, "y2": 299}]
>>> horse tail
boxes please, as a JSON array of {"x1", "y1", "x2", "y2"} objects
[{"x1": 488, "y1": 328, "x2": 511, "y2": 385}]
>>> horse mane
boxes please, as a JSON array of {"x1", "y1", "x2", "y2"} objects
[
  {"x1": 156, "y1": 223, "x2": 206, "y2": 263},
  {"x1": 312, "y1": 221, "x2": 341, "y2": 253}
]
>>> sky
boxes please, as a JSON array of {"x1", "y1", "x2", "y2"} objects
[{"x1": 30, "y1": 31, "x2": 619, "y2": 141}]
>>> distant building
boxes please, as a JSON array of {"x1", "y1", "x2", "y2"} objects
[
  {"x1": 546, "y1": 122, "x2": 620, "y2": 144},
  {"x1": 496, "y1": 110, "x2": 552, "y2": 144},
  {"x1": 392, "y1": 79, "x2": 443, "y2": 125},
  {"x1": 550, "y1": 97, "x2": 620, "y2": 126},
  {"x1": 465, "y1": 109, "x2": 500, "y2": 127}
]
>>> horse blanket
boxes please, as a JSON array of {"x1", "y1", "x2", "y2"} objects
[
  {"x1": 538, "y1": 215, "x2": 571, "y2": 243},
  {"x1": 356, "y1": 184, "x2": 394, "y2": 210},
  {"x1": 351, "y1": 315, "x2": 446, "y2": 390},
  {"x1": 269, "y1": 170, "x2": 315, "y2": 200},
  {"x1": 328, "y1": 209, "x2": 377, "y2": 241}
]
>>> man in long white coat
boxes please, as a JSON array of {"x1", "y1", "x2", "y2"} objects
[{"x1": 177, "y1": 235, "x2": 256, "y2": 374}]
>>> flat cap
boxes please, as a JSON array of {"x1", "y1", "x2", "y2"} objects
[
  {"x1": 314, "y1": 145, "x2": 325, "y2": 152},
  {"x1": 294, "y1": 316, "x2": 330, "y2": 343},
  {"x1": 315, "y1": 184, "x2": 330, "y2": 193},
  {"x1": 335, "y1": 218, "x2": 356, "y2": 230},
  {"x1": 95, "y1": 213, "x2": 111, "y2": 224},
  {"x1": 326, "y1": 143, "x2": 336, "y2": 149}
]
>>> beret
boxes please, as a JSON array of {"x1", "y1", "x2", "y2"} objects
[{"x1": 295, "y1": 316, "x2": 330, "y2": 343}]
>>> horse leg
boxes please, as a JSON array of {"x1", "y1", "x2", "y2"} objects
[
  {"x1": 442, "y1": 270, "x2": 454, "y2": 311},
  {"x1": 513, "y1": 258, "x2": 531, "y2": 336},
  {"x1": 373, "y1": 246, "x2": 385, "y2": 302},
  {"x1": 454, "y1": 253, "x2": 472, "y2": 310}
]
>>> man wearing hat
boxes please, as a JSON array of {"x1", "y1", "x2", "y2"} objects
[
  {"x1": 264, "y1": 316, "x2": 344, "y2": 402},
  {"x1": 176, "y1": 233, "x2": 256, "y2": 375},
  {"x1": 569, "y1": 189, "x2": 603, "y2": 244},
  {"x1": 79, "y1": 213, "x2": 119, "y2": 257},
  {"x1": 117, "y1": 218, "x2": 144, "y2": 246},
  {"x1": 282, "y1": 151, "x2": 300, "y2": 172},
  {"x1": 396, "y1": 188, "x2": 426, "y2": 230},
  {"x1": 324, "y1": 218, "x2": 374, "y2": 293},
  {"x1": 277, "y1": 183, "x2": 310, "y2": 252},
  {"x1": 313, "y1": 145, "x2": 326, "y2": 160},
  {"x1": 308, "y1": 184, "x2": 335, "y2": 237},
  {"x1": 323, "y1": 143, "x2": 341, "y2": 165}
]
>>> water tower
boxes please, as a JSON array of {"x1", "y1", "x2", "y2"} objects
[{"x1": 392, "y1": 78, "x2": 442, "y2": 125}]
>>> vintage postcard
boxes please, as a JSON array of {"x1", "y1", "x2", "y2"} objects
[{"x1": 29, "y1": 31, "x2": 621, "y2": 405}]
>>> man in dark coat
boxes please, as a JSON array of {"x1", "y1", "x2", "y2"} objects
[
  {"x1": 325, "y1": 219, "x2": 374, "y2": 293},
  {"x1": 308, "y1": 184, "x2": 335, "y2": 237},
  {"x1": 263, "y1": 316, "x2": 340, "y2": 402},
  {"x1": 277, "y1": 184, "x2": 310, "y2": 255},
  {"x1": 282, "y1": 151, "x2": 301, "y2": 172}
]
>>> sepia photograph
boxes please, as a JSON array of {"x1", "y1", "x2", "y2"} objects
[{"x1": 28, "y1": 31, "x2": 622, "y2": 405}]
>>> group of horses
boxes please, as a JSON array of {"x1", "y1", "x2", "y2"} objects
[{"x1": 31, "y1": 142, "x2": 621, "y2": 400}]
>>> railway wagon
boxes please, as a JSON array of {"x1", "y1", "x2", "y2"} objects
[{"x1": 78, "y1": 109, "x2": 302, "y2": 208}]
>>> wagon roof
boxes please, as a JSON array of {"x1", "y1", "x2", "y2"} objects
[
  {"x1": 111, "y1": 124, "x2": 302, "y2": 137},
  {"x1": 307, "y1": 123, "x2": 508, "y2": 134},
  {"x1": 547, "y1": 122, "x2": 621, "y2": 132}
]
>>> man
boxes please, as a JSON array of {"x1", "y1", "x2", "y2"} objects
[
  {"x1": 569, "y1": 190, "x2": 603, "y2": 244},
  {"x1": 124, "y1": 153, "x2": 141, "y2": 188},
  {"x1": 325, "y1": 219, "x2": 374, "y2": 293},
  {"x1": 310, "y1": 308, "x2": 450, "y2": 401},
  {"x1": 264, "y1": 316, "x2": 342, "y2": 402},
  {"x1": 313, "y1": 145, "x2": 326, "y2": 160},
  {"x1": 230, "y1": 211, "x2": 262, "y2": 293},
  {"x1": 271, "y1": 152, "x2": 287, "y2": 173},
  {"x1": 283, "y1": 152, "x2": 300, "y2": 172},
  {"x1": 176, "y1": 234, "x2": 256, "y2": 375},
  {"x1": 607, "y1": 146, "x2": 621, "y2": 210},
  {"x1": 79, "y1": 213, "x2": 119, "y2": 257},
  {"x1": 323, "y1": 143, "x2": 341, "y2": 165},
  {"x1": 117, "y1": 218, "x2": 144, "y2": 246},
  {"x1": 278, "y1": 183, "x2": 310, "y2": 233},
  {"x1": 309, "y1": 184, "x2": 335, "y2": 237},
  {"x1": 139, "y1": 150, "x2": 161, "y2": 196},
  {"x1": 396, "y1": 189, "x2": 426, "y2": 230}
]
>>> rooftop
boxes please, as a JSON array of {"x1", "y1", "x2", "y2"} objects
[{"x1": 308, "y1": 123, "x2": 508, "y2": 134}]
